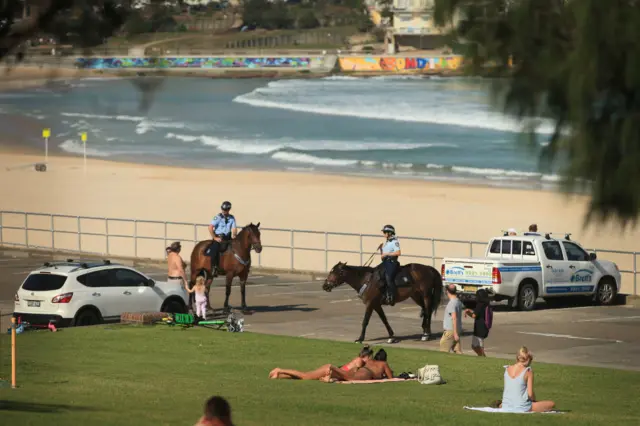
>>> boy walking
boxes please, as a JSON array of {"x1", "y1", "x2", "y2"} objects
[{"x1": 464, "y1": 288, "x2": 493, "y2": 357}]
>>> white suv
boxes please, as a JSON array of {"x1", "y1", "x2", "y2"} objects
[{"x1": 13, "y1": 259, "x2": 188, "y2": 327}]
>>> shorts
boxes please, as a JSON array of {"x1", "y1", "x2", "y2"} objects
[
  {"x1": 439, "y1": 330, "x2": 462, "y2": 354},
  {"x1": 472, "y1": 336, "x2": 485, "y2": 348}
]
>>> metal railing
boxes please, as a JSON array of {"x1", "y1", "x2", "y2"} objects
[{"x1": 0, "y1": 210, "x2": 636, "y2": 295}]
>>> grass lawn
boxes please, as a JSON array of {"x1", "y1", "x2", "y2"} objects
[{"x1": 1, "y1": 325, "x2": 639, "y2": 425}]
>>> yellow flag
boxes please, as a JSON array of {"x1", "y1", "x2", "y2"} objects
[
  {"x1": 42, "y1": 128, "x2": 51, "y2": 138},
  {"x1": 80, "y1": 132, "x2": 87, "y2": 143}
]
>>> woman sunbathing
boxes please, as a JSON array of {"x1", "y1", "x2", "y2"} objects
[{"x1": 269, "y1": 348, "x2": 393, "y2": 382}]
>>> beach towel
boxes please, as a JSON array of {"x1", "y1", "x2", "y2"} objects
[
  {"x1": 335, "y1": 378, "x2": 418, "y2": 384},
  {"x1": 464, "y1": 406, "x2": 564, "y2": 414}
]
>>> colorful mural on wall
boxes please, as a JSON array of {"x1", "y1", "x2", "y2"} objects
[
  {"x1": 75, "y1": 57, "x2": 314, "y2": 69},
  {"x1": 338, "y1": 56, "x2": 463, "y2": 73}
]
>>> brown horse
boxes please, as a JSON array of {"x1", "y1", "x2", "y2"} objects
[
  {"x1": 322, "y1": 262, "x2": 442, "y2": 343},
  {"x1": 189, "y1": 222, "x2": 262, "y2": 312}
]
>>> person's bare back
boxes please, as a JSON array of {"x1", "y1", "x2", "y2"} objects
[{"x1": 350, "y1": 359, "x2": 393, "y2": 381}]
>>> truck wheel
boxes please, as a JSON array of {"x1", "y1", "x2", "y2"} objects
[
  {"x1": 595, "y1": 279, "x2": 617, "y2": 306},
  {"x1": 517, "y1": 283, "x2": 537, "y2": 311}
]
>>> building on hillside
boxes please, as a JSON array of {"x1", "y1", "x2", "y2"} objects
[{"x1": 388, "y1": 0, "x2": 461, "y2": 52}]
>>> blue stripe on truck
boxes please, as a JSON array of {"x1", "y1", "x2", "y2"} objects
[
  {"x1": 444, "y1": 278, "x2": 492, "y2": 285},
  {"x1": 498, "y1": 266, "x2": 542, "y2": 272}
]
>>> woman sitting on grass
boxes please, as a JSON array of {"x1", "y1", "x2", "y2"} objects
[
  {"x1": 269, "y1": 348, "x2": 393, "y2": 382},
  {"x1": 495, "y1": 347, "x2": 556, "y2": 413}
]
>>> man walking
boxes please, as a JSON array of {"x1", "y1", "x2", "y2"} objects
[{"x1": 440, "y1": 284, "x2": 463, "y2": 354}]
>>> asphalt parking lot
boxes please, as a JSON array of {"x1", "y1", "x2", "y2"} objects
[{"x1": 1, "y1": 248, "x2": 639, "y2": 371}]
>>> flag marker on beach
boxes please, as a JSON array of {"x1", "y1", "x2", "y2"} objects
[
  {"x1": 42, "y1": 128, "x2": 50, "y2": 164},
  {"x1": 80, "y1": 132, "x2": 87, "y2": 174}
]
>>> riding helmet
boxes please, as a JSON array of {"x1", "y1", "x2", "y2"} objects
[
  {"x1": 382, "y1": 224, "x2": 395, "y2": 234},
  {"x1": 221, "y1": 201, "x2": 232, "y2": 211}
]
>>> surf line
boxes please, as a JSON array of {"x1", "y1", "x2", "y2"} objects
[{"x1": 516, "y1": 331, "x2": 623, "y2": 344}]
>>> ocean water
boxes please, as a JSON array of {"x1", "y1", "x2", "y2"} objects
[{"x1": 0, "y1": 75, "x2": 563, "y2": 189}]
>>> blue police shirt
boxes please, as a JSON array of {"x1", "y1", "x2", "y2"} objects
[
  {"x1": 211, "y1": 213, "x2": 236, "y2": 236},
  {"x1": 382, "y1": 237, "x2": 401, "y2": 254}
]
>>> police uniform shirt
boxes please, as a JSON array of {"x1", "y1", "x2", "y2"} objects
[
  {"x1": 382, "y1": 237, "x2": 401, "y2": 254},
  {"x1": 211, "y1": 213, "x2": 236, "y2": 236}
]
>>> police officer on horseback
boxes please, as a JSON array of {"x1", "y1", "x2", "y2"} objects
[
  {"x1": 208, "y1": 201, "x2": 238, "y2": 273},
  {"x1": 379, "y1": 224, "x2": 401, "y2": 306}
]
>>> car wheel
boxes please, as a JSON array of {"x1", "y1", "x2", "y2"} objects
[
  {"x1": 163, "y1": 299, "x2": 186, "y2": 314},
  {"x1": 595, "y1": 279, "x2": 617, "y2": 306},
  {"x1": 72, "y1": 308, "x2": 101, "y2": 327},
  {"x1": 517, "y1": 283, "x2": 537, "y2": 311}
]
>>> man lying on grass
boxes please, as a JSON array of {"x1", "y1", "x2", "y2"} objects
[{"x1": 269, "y1": 349, "x2": 393, "y2": 382}]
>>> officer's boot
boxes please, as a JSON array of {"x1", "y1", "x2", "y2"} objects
[{"x1": 386, "y1": 275, "x2": 396, "y2": 306}]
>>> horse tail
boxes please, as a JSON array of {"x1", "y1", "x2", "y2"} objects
[{"x1": 430, "y1": 266, "x2": 443, "y2": 316}]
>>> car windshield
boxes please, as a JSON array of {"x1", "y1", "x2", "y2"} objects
[{"x1": 22, "y1": 273, "x2": 67, "y2": 291}]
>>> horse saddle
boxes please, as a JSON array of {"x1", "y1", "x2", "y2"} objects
[
  {"x1": 374, "y1": 267, "x2": 414, "y2": 289},
  {"x1": 204, "y1": 240, "x2": 231, "y2": 256}
]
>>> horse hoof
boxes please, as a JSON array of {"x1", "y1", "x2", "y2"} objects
[
  {"x1": 354, "y1": 339, "x2": 363, "y2": 344},
  {"x1": 387, "y1": 338, "x2": 399, "y2": 344}
]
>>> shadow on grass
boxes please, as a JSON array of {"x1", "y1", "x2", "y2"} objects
[{"x1": 0, "y1": 400, "x2": 96, "y2": 413}]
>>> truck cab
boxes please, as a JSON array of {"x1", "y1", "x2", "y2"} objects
[{"x1": 441, "y1": 233, "x2": 621, "y2": 311}]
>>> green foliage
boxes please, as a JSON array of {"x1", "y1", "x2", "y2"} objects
[
  {"x1": 298, "y1": 9, "x2": 320, "y2": 29},
  {"x1": 242, "y1": 0, "x2": 295, "y2": 30},
  {"x1": 434, "y1": 0, "x2": 640, "y2": 228}
]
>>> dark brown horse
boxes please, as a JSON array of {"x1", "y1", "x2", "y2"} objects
[
  {"x1": 322, "y1": 262, "x2": 442, "y2": 343},
  {"x1": 189, "y1": 222, "x2": 262, "y2": 312}
]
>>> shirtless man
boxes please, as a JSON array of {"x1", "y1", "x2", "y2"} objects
[{"x1": 166, "y1": 241, "x2": 188, "y2": 288}]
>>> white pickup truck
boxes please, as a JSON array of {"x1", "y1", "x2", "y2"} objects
[{"x1": 440, "y1": 233, "x2": 622, "y2": 311}]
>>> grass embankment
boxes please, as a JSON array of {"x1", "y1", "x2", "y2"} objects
[{"x1": 1, "y1": 325, "x2": 639, "y2": 425}]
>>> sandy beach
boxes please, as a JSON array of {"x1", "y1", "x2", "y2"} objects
[
  {"x1": 1, "y1": 65, "x2": 638, "y2": 294},
  {"x1": 1, "y1": 145, "x2": 638, "y2": 293}
]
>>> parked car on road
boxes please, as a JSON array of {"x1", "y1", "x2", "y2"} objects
[
  {"x1": 13, "y1": 260, "x2": 188, "y2": 327},
  {"x1": 441, "y1": 233, "x2": 621, "y2": 311}
]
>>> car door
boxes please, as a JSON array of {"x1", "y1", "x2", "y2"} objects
[
  {"x1": 110, "y1": 268, "x2": 162, "y2": 313},
  {"x1": 561, "y1": 241, "x2": 598, "y2": 294},
  {"x1": 541, "y1": 240, "x2": 573, "y2": 296},
  {"x1": 108, "y1": 268, "x2": 153, "y2": 313},
  {"x1": 77, "y1": 269, "x2": 121, "y2": 319}
]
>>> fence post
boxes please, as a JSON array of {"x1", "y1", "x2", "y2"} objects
[
  {"x1": 77, "y1": 216, "x2": 82, "y2": 252},
  {"x1": 134, "y1": 220, "x2": 138, "y2": 258},
  {"x1": 193, "y1": 224, "x2": 197, "y2": 244},
  {"x1": 0, "y1": 211, "x2": 3, "y2": 245},
  {"x1": 431, "y1": 239, "x2": 435, "y2": 267},
  {"x1": 50, "y1": 214, "x2": 55, "y2": 250},
  {"x1": 469, "y1": 241, "x2": 473, "y2": 257},
  {"x1": 359, "y1": 234, "x2": 363, "y2": 265},
  {"x1": 105, "y1": 218, "x2": 110, "y2": 255},
  {"x1": 634, "y1": 252, "x2": 637, "y2": 297},
  {"x1": 24, "y1": 213, "x2": 28, "y2": 248},
  {"x1": 325, "y1": 232, "x2": 328, "y2": 272},
  {"x1": 290, "y1": 230, "x2": 294, "y2": 270},
  {"x1": 163, "y1": 222, "x2": 168, "y2": 259}
]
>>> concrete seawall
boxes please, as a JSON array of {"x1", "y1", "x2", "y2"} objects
[{"x1": 69, "y1": 54, "x2": 464, "y2": 75}]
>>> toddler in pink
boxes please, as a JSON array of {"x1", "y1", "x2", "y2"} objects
[{"x1": 187, "y1": 276, "x2": 208, "y2": 319}]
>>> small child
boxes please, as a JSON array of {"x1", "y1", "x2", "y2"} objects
[
  {"x1": 187, "y1": 276, "x2": 208, "y2": 320},
  {"x1": 464, "y1": 288, "x2": 493, "y2": 357}
]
